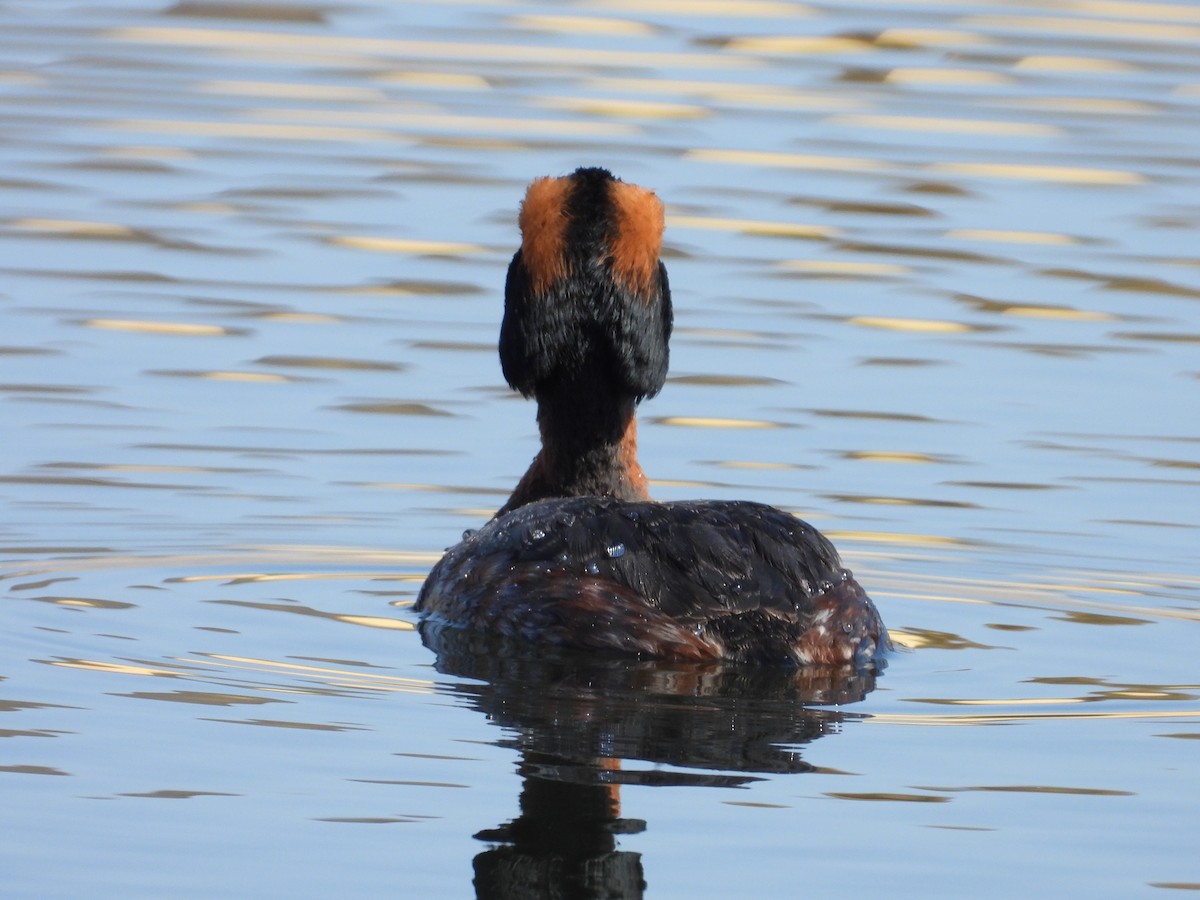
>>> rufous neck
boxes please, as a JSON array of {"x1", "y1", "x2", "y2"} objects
[{"x1": 499, "y1": 390, "x2": 649, "y2": 515}]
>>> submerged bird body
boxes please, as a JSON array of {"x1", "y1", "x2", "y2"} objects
[{"x1": 416, "y1": 168, "x2": 885, "y2": 667}]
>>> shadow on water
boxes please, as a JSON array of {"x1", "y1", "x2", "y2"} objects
[{"x1": 422, "y1": 622, "x2": 876, "y2": 898}]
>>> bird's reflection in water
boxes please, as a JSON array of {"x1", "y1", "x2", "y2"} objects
[{"x1": 421, "y1": 623, "x2": 880, "y2": 899}]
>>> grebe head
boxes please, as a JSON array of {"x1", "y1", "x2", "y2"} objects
[
  {"x1": 500, "y1": 167, "x2": 673, "y2": 403},
  {"x1": 497, "y1": 168, "x2": 673, "y2": 514}
]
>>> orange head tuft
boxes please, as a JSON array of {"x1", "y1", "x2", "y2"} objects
[
  {"x1": 607, "y1": 179, "x2": 664, "y2": 302},
  {"x1": 502, "y1": 167, "x2": 672, "y2": 403},
  {"x1": 514, "y1": 168, "x2": 664, "y2": 300},
  {"x1": 517, "y1": 175, "x2": 572, "y2": 296}
]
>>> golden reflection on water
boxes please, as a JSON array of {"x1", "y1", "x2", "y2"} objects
[
  {"x1": 82, "y1": 319, "x2": 237, "y2": 336},
  {"x1": 927, "y1": 161, "x2": 1145, "y2": 186},
  {"x1": 1, "y1": 548, "x2": 440, "y2": 579},
  {"x1": 869, "y1": 709, "x2": 1200, "y2": 726},
  {"x1": 847, "y1": 316, "x2": 976, "y2": 333},
  {"x1": 199, "y1": 654, "x2": 434, "y2": 693},
  {"x1": 883, "y1": 68, "x2": 1014, "y2": 87},
  {"x1": 653, "y1": 415, "x2": 784, "y2": 429},
  {"x1": 668, "y1": 215, "x2": 836, "y2": 239},
  {"x1": 842, "y1": 451, "x2": 945, "y2": 464},
  {"x1": 588, "y1": 77, "x2": 858, "y2": 109},
  {"x1": 37, "y1": 649, "x2": 436, "y2": 704},
  {"x1": 961, "y1": 14, "x2": 1200, "y2": 42},
  {"x1": 154, "y1": 370, "x2": 293, "y2": 382},
  {"x1": 777, "y1": 260, "x2": 911, "y2": 277},
  {"x1": 687, "y1": 148, "x2": 885, "y2": 173},
  {"x1": 328, "y1": 236, "x2": 489, "y2": 256},
  {"x1": 832, "y1": 114, "x2": 1062, "y2": 137},
  {"x1": 944, "y1": 229, "x2": 1081, "y2": 247},
  {"x1": 107, "y1": 25, "x2": 751, "y2": 70}
]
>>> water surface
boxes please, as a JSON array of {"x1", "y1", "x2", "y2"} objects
[{"x1": 2, "y1": 1, "x2": 1199, "y2": 896}]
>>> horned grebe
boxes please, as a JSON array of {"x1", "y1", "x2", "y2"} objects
[{"x1": 415, "y1": 167, "x2": 886, "y2": 667}]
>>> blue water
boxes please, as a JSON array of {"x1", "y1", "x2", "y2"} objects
[{"x1": 2, "y1": 0, "x2": 1198, "y2": 896}]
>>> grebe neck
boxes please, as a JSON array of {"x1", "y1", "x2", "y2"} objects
[{"x1": 499, "y1": 384, "x2": 649, "y2": 516}]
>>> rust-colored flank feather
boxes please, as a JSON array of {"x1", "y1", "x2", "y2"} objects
[
  {"x1": 608, "y1": 179, "x2": 664, "y2": 301},
  {"x1": 518, "y1": 175, "x2": 571, "y2": 295}
]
